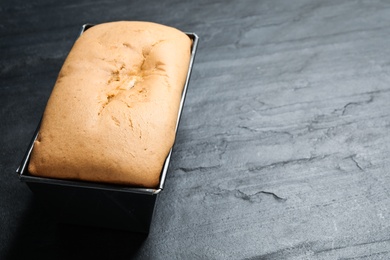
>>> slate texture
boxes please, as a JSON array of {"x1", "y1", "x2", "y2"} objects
[{"x1": 1, "y1": 0, "x2": 390, "y2": 259}]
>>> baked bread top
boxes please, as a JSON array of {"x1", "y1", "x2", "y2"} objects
[{"x1": 28, "y1": 21, "x2": 192, "y2": 187}]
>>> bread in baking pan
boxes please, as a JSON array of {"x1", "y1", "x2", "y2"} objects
[{"x1": 28, "y1": 21, "x2": 192, "y2": 187}]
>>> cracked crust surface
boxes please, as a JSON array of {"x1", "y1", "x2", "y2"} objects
[{"x1": 28, "y1": 21, "x2": 192, "y2": 187}]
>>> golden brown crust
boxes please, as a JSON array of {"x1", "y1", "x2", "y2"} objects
[{"x1": 28, "y1": 21, "x2": 192, "y2": 187}]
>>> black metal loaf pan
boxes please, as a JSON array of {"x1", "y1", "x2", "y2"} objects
[{"x1": 16, "y1": 24, "x2": 198, "y2": 233}]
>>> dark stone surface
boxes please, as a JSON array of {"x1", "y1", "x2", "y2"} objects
[{"x1": 2, "y1": 0, "x2": 390, "y2": 259}]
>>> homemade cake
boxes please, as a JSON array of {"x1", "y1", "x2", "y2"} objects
[{"x1": 28, "y1": 21, "x2": 192, "y2": 187}]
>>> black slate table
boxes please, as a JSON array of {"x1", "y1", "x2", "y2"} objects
[{"x1": 2, "y1": 0, "x2": 390, "y2": 259}]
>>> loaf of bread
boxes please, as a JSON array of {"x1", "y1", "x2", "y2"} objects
[{"x1": 28, "y1": 21, "x2": 192, "y2": 187}]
